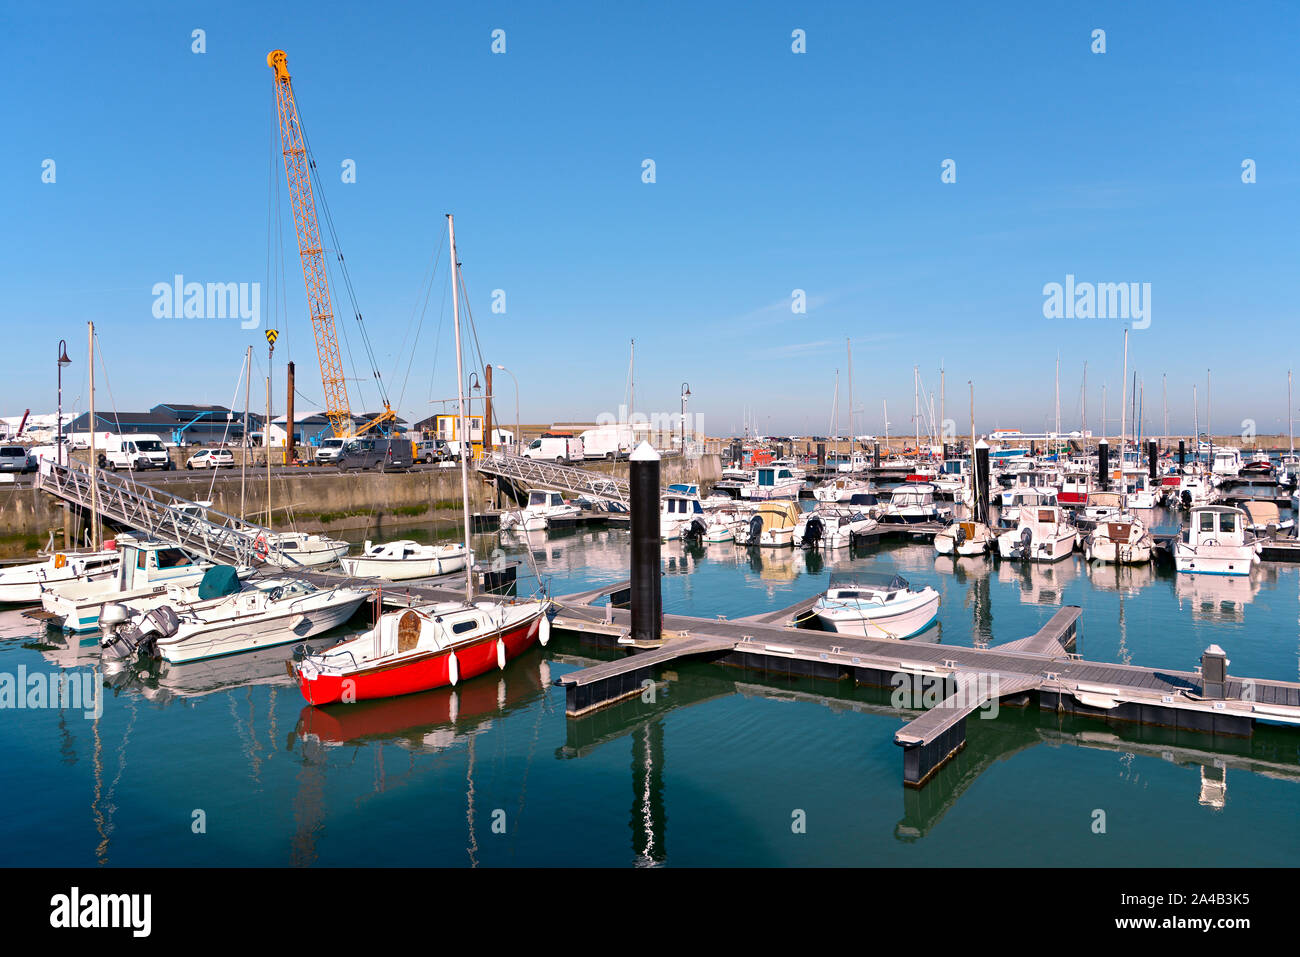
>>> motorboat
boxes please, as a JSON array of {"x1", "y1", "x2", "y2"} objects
[
  {"x1": 40, "y1": 536, "x2": 244, "y2": 633},
  {"x1": 262, "y1": 531, "x2": 350, "y2": 569},
  {"x1": 660, "y1": 484, "x2": 706, "y2": 540},
  {"x1": 1168, "y1": 469, "x2": 1218, "y2": 509},
  {"x1": 99, "y1": 570, "x2": 370, "y2": 664},
  {"x1": 998, "y1": 468, "x2": 1062, "y2": 507},
  {"x1": 0, "y1": 548, "x2": 119, "y2": 604},
  {"x1": 340, "y1": 540, "x2": 471, "y2": 581},
  {"x1": 1057, "y1": 470, "x2": 1093, "y2": 507},
  {"x1": 291, "y1": 598, "x2": 552, "y2": 705},
  {"x1": 931, "y1": 458, "x2": 971, "y2": 496},
  {"x1": 1240, "y1": 451, "x2": 1273, "y2": 475},
  {"x1": 792, "y1": 503, "x2": 878, "y2": 549},
  {"x1": 739, "y1": 464, "x2": 804, "y2": 500},
  {"x1": 1116, "y1": 469, "x2": 1158, "y2": 509},
  {"x1": 1209, "y1": 448, "x2": 1244, "y2": 478},
  {"x1": 733, "y1": 501, "x2": 799, "y2": 547},
  {"x1": 812, "y1": 476, "x2": 869, "y2": 503},
  {"x1": 1080, "y1": 490, "x2": 1125, "y2": 523},
  {"x1": 999, "y1": 487, "x2": 1058, "y2": 526},
  {"x1": 808, "y1": 572, "x2": 940, "y2": 640},
  {"x1": 1240, "y1": 501, "x2": 1294, "y2": 537},
  {"x1": 1082, "y1": 514, "x2": 1154, "y2": 565},
  {"x1": 499, "y1": 490, "x2": 581, "y2": 532},
  {"x1": 879, "y1": 483, "x2": 948, "y2": 524},
  {"x1": 1173, "y1": 505, "x2": 1261, "y2": 576},
  {"x1": 997, "y1": 503, "x2": 1077, "y2": 562},
  {"x1": 836, "y1": 450, "x2": 870, "y2": 473},
  {"x1": 934, "y1": 519, "x2": 995, "y2": 557}
]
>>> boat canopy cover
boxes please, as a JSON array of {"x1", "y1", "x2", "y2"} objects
[
  {"x1": 197, "y1": 565, "x2": 242, "y2": 600},
  {"x1": 666, "y1": 484, "x2": 699, "y2": 496},
  {"x1": 848, "y1": 492, "x2": 879, "y2": 507},
  {"x1": 828, "y1": 571, "x2": 910, "y2": 591}
]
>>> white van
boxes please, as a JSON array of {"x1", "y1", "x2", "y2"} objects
[
  {"x1": 98, "y1": 433, "x2": 172, "y2": 471},
  {"x1": 522, "y1": 435, "x2": 584, "y2": 462},
  {"x1": 579, "y1": 426, "x2": 632, "y2": 461}
]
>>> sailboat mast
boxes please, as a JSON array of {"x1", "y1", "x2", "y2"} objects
[
  {"x1": 240, "y1": 345, "x2": 252, "y2": 521},
  {"x1": 1289, "y1": 370, "x2": 1294, "y2": 456},
  {"x1": 448, "y1": 213, "x2": 474, "y2": 605},
  {"x1": 1081, "y1": 361, "x2": 1087, "y2": 438},
  {"x1": 969, "y1": 380, "x2": 977, "y2": 514},
  {"x1": 913, "y1": 365, "x2": 919, "y2": 456},
  {"x1": 1192, "y1": 384, "x2": 1199, "y2": 464},
  {"x1": 1119, "y1": 328, "x2": 1129, "y2": 466},
  {"x1": 846, "y1": 338, "x2": 853, "y2": 443},
  {"x1": 88, "y1": 321, "x2": 99, "y2": 550},
  {"x1": 1054, "y1": 353, "x2": 1060, "y2": 442}
]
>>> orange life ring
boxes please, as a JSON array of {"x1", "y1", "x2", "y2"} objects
[
  {"x1": 54, "y1": 553, "x2": 67, "y2": 570},
  {"x1": 253, "y1": 535, "x2": 270, "y2": 562}
]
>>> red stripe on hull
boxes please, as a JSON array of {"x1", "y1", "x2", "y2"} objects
[
  {"x1": 1057, "y1": 492, "x2": 1088, "y2": 505},
  {"x1": 296, "y1": 614, "x2": 542, "y2": 706}
]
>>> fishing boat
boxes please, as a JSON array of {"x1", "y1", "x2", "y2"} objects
[
  {"x1": 99, "y1": 569, "x2": 369, "y2": 664},
  {"x1": 1083, "y1": 514, "x2": 1153, "y2": 565},
  {"x1": 1173, "y1": 505, "x2": 1260, "y2": 576},
  {"x1": 40, "y1": 536, "x2": 243, "y2": 633},
  {"x1": 1057, "y1": 470, "x2": 1093, "y2": 507},
  {"x1": 996, "y1": 503, "x2": 1078, "y2": 562},
  {"x1": 1000, "y1": 487, "x2": 1059, "y2": 527},
  {"x1": 0, "y1": 548, "x2": 119, "y2": 604},
  {"x1": 340, "y1": 540, "x2": 470, "y2": 580},
  {"x1": 812, "y1": 476, "x2": 869, "y2": 503},
  {"x1": 1080, "y1": 490, "x2": 1125, "y2": 523},
  {"x1": 291, "y1": 213, "x2": 552, "y2": 705},
  {"x1": 807, "y1": 572, "x2": 940, "y2": 640},
  {"x1": 934, "y1": 519, "x2": 995, "y2": 557},
  {"x1": 499, "y1": 490, "x2": 581, "y2": 532},
  {"x1": 739, "y1": 463, "x2": 804, "y2": 500}
]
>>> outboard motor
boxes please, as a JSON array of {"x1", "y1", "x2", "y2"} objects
[
  {"x1": 747, "y1": 514, "x2": 764, "y2": 546},
  {"x1": 953, "y1": 524, "x2": 967, "y2": 547},
  {"x1": 1013, "y1": 525, "x2": 1032, "y2": 557},
  {"x1": 682, "y1": 517, "x2": 707, "y2": 543},
  {"x1": 1181, "y1": 489, "x2": 1192, "y2": 509},
  {"x1": 100, "y1": 605, "x2": 180, "y2": 663},
  {"x1": 801, "y1": 515, "x2": 824, "y2": 548}
]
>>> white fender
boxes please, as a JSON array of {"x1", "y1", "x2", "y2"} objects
[
  {"x1": 496, "y1": 637, "x2": 507, "y2": 671},
  {"x1": 538, "y1": 612, "x2": 551, "y2": 647},
  {"x1": 497, "y1": 678, "x2": 506, "y2": 709},
  {"x1": 448, "y1": 690, "x2": 459, "y2": 723},
  {"x1": 447, "y1": 650, "x2": 459, "y2": 686},
  {"x1": 539, "y1": 659, "x2": 551, "y2": 687}
]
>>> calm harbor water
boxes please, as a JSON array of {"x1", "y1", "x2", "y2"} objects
[{"x1": 2, "y1": 509, "x2": 1298, "y2": 867}]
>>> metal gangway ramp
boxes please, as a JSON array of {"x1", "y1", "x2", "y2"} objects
[
  {"x1": 36, "y1": 461, "x2": 295, "y2": 567},
  {"x1": 476, "y1": 452, "x2": 629, "y2": 506}
]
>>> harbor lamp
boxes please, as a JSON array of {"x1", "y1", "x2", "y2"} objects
[
  {"x1": 494, "y1": 365, "x2": 520, "y2": 455},
  {"x1": 680, "y1": 382, "x2": 692, "y2": 452},
  {"x1": 56, "y1": 340, "x2": 71, "y2": 467}
]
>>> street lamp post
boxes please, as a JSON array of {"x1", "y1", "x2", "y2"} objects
[
  {"x1": 680, "y1": 382, "x2": 691, "y2": 453},
  {"x1": 56, "y1": 340, "x2": 71, "y2": 467},
  {"x1": 494, "y1": 364, "x2": 520, "y2": 455}
]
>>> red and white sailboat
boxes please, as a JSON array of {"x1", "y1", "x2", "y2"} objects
[{"x1": 291, "y1": 214, "x2": 552, "y2": 706}]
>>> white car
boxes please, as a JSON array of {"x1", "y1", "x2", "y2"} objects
[{"x1": 186, "y1": 448, "x2": 235, "y2": 470}]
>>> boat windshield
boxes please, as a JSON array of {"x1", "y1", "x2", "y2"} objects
[{"x1": 828, "y1": 571, "x2": 910, "y2": 592}]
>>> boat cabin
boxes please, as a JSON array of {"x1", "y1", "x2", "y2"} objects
[
  {"x1": 824, "y1": 572, "x2": 912, "y2": 602},
  {"x1": 662, "y1": 484, "x2": 704, "y2": 517},
  {"x1": 114, "y1": 538, "x2": 205, "y2": 590},
  {"x1": 1184, "y1": 506, "x2": 1248, "y2": 547},
  {"x1": 526, "y1": 491, "x2": 568, "y2": 511}
]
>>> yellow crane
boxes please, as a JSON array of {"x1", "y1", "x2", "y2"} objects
[{"x1": 267, "y1": 49, "x2": 394, "y2": 438}]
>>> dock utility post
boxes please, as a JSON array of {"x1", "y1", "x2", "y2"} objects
[
  {"x1": 1098, "y1": 438, "x2": 1109, "y2": 491},
  {"x1": 630, "y1": 442, "x2": 662, "y2": 642},
  {"x1": 1202, "y1": 644, "x2": 1229, "y2": 699},
  {"x1": 817, "y1": 442, "x2": 825, "y2": 468},
  {"x1": 974, "y1": 439, "x2": 990, "y2": 524},
  {"x1": 1147, "y1": 440, "x2": 1158, "y2": 483}
]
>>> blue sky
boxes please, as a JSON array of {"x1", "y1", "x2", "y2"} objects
[{"x1": 3, "y1": 1, "x2": 1298, "y2": 438}]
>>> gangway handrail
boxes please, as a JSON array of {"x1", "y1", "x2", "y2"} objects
[{"x1": 476, "y1": 452, "x2": 630, "y2": 506}]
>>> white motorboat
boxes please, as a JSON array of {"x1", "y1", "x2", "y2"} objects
[
  {"x1": 793, "y1": 503, "x2": 878, "y2": 549},
  {"x1": 998, "y1": 468, "x2": 1062, "y2": 508},
  {"x1": 99, "y1": 571, "x2": 370, "y2": 664},
  {"x1": 812, "y1": 476, "x2": 869, "y2": 503},
  {"x1": 0, "y1": 549, "x2": 119, "y2": 604},
  {"x1": 340, "y1": 540, "x2": 471, "y2": 580},
  {"x1": 1209, "y1": 448, "x2": 1244, "y2": 478},
  {"x1": 262, "y1": 531, "x2": 350, "y2": 569},
  {"x1": 660, "y1": 484, "x2": 706, "y2": 540},
  {"x1": 1083, "y1": 514, "x2": 1154, "y2": 565},
  {"x1": 1173, "y1": 505, "x2": 1261, "y2": 576},
  {"x1": 1057, "y1": 470, "x2": 1093, "y2": 507},
  {"x1": 739, "y1": 464, "x2": 804, "y2": 500},
  {"x1": 836, "y1": 450, "x2": 869, "y2": 473},
  {"x1": 931, "y1": 458, "x2": 971, "y2": 496},
  {"x1": 1079, "y1": 490, "x2": 1125, "y2": 523},
  {"x1": 879, "y1": 483, "x2": 948, "y2": 524},
  {"x1": 733, "y1": 501, "x2": 799, "y2": 547},
  {"x1": 1000, "y1": 487, "x2": 1059, "y2": 527},
  {"x1": 40, "y1": 536, "x2": 243, "y2": 633},
  {"x1": 1116, "y1": 469, "x2": 1157, "y2": 509},
  {"x1": 934, "y1": 520, "x2": 995, "y2": 557},
  {"x1": 997, "y1": 503, "x2": 1078, "y2": 562},
  {"x1": 499, "y1": 490, "x2": 581, "y2": 533},
  {"x1": 808, "y1": 572, "x2": 940, "y2": 640},
  {"x1": 1168, "y1": 468, "x2": 1218, "y2": 509},
  {"x1": 1240, "y1": 501, "x2": 1294, "y2": 537}
]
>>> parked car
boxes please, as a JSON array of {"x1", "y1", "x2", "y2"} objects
[
  {"x1": 0, "y1": 446, "x2": 34, "y2": 473},
  {"x1": 413, "y1": 438, "x2": 451, "y2": 464},
  {"x1": 337, "y1": 438, "x2": 413, "y2": 471},
  {"x1": 186, "y1": 448, "x2": 235, "y2": 470}
]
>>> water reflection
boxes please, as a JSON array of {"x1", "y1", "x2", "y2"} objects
[{"x1": 1174, "y1": 573, "x2": 1263, "y2": 624}]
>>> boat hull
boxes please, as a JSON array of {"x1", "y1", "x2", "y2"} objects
[
  {"x1": 814, "y1": 591, "x2": 939, "y2": 640},
  {"x1": 295, "y1": 611, "x2": 543, "y2": 706},
  {"x1": 339, "y1": 552, "x2": 467, "y2": 581},
  {"x1": 158, "y1": 592, "x2": 369, "y2": 663}
]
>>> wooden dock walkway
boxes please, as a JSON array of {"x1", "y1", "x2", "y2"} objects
[{"x1": 548, "y1": 587, "x2": 1300, "y2": 786}]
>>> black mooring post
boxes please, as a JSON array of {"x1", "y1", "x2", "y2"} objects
[
  {"x1": 629, "y1": 441, "x2": 662, "y2": 642},
  {"x1": 873, "y1": 442, "x2": 881, "y2": 468},
  {"x1": 1098, "y1": 438, "x2": 1109, "y2": 491},
  {"x1": 1147, "y1": 440, "x2": 1158, "y2": 483},
  {"x1": 974, "y1": 439, "x2": 991, "y2": 525},
  {"x1": 1178, "y1": 439, "x2": 1186, "y2": 470},
  {"x1": 817, "y1": 442, "x2": 825, "y2": 469}
]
